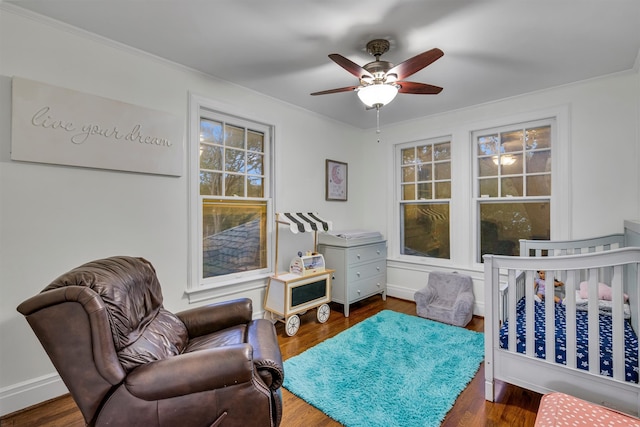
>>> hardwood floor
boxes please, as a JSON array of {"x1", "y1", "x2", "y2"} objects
[{"x1": 0, "y1": 296, "x2": 542, "y2": 427}]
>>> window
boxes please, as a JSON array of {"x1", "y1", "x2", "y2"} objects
[
  {"x1": 189, "y1": 96, "x2": 273, "y2": 292},
  {"x1": 398, "y1": 138, "x2": 451, "y2": 259},
  {"x1": 475, "y1": 120, "x2": 553, "y2": 261}
]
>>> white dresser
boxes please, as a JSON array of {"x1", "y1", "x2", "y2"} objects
[{"x1": 318, "y1": 237, "x2": 387, "y2": 317}]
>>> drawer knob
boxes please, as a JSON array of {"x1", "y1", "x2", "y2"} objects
[
  {"x1": 356, "y1": 272, "x2": 361, "y2": 277},
  {"x1": 376, "y1": 250, "x2": 381, "y2": 255},
  {"x1": 376, "y1": 266, "x2": 380, "y2": 271},
  {"x1": 357, "y1": 289, "x2": 361, "y2": 294},
  {"x1": 356, "y1": 254, "x2": 361, "y2": 259}
]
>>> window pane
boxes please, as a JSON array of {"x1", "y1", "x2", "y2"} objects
[
  {"x1": 417, "y1": 164, "x2": 432, "y2": 181},
  {"x1": 247, "y1": 177, "x2": 263, "y2": 197},
  {"x1": 526, "y1": 126, "x2": 550, "y2": 149},
  {"x1": 434, "y1": 162, "x2": 450, "y2": 180},
  {"x1": 435, "y1": 182, "x2": 451, "y2": 199},
  {"x1": 527, "y1": 175, "x2": 551, "y2": 196},
  {"x1": 202, "y1": 199, "x2": 267, "y2": 278},
  {"x1": 478, "y1": 134, "x2": 499, "y2": 155},
  {"x1": 200, "y1": 144, "x2": 222, "y2": 170},
  {"x1": 416, "y1": 145, "x2": 432, "y2": 162},
  {"x1": 402, "y1": 166, "x2": 415, "y2": 183},
  {"x1": 247, "y1": 130, "x2": 264, "y2": 152},
  {"x1": 479, "y1": 201, "x2": 550, "y2": 261},
  {"x1": 433, "y1": 142, "x2": 450, "y2": 161},
  {"x1": 200, "y1": 119, "x2": 222, "y2": 144},
  {"x1": 402, "y1": 148, "x2": 415, "y2": 165},
  {"x1": 501, "y1": 176, "x2": 523, "y2": 197},
  {"x1": 225, "y1": 148, "x2": 245, "y2": 173},
  {"x1": 417, "y1": 183, "x2": 432, "y2": 199},
  {"x1": 224, "y1": 173, "x2": 244, "y2": 197},
  {"x1": 500, "y1": 153, "x2": 522, "y2": 175},
  {"x1": 501, "y1": 130, "x2": 523, "y2": 153},
  {"x1": 402, "y1": 203, "x2": 450, "y2": 259},
  {"x1": 478, "y1": 157, "x2": 498, "y2": 177},
  {"x1": 402, "y1": 184, "x2": 415, "y2": 200},
  {"x1": 200, "y1": 171, "x2": 222, "y2": 195},
  {"x1": 479, "y1": 178, "x2": 498, "y2": 197},
  {"x1": 527, "y1": 150, "x2": 551, "y2": 173},
  {"x1": 247, "y1": 151, "x2": 263, "y2": 175},
  {"x1": 226, "y1": 125, "x2": 244, "y2": 149}
]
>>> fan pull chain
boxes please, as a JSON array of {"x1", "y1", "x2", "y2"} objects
[{"x1": 376, "y1": 106, "x2": 381, "y2": 143}]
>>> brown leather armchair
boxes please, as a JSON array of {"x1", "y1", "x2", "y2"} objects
[{"x1": 17, "y1": 256, "x2": 284, "y2": 427}]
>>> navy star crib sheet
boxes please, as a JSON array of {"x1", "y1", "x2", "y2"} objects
[{"x1": 499, "y1": 297, "x2": 639, "y2": 383}]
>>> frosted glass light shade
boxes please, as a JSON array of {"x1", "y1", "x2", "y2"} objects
[{"x1": 357, "y1": 84, "x2": 398, "y2": 107}]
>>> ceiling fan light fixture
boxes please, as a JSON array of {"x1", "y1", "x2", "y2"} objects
[{"x1": 357, "y1": 83, "x2": 398, "y2": 108}]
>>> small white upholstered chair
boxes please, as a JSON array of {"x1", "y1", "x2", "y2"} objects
[{"x1": 414, "y1": 271, "x2": 474, "y2": 327}]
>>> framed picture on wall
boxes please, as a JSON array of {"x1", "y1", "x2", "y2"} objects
[{"x1": 325, "y1": 159, "x2": 348, "y2": 201}]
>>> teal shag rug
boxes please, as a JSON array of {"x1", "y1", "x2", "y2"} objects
[{"x1": 283, "y1": 310, "x2": 484, "y2": 427}]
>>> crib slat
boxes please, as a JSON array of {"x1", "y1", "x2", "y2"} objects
[
  {"x1": 587, "y1": 271, "x2": 600, "y2": 376},
  {"x1": 564, "y1": 271, "x2": 577, "y2": 369},
  {"x1": 524, "y1": 271, "x2": 535, "y2": 357},
  {"x1": 611, "y1": 265, "x2": 625, "y2": 382},
  {"x1": 505, "y1": 269, "x2": 515, "y2": 352},
  {"x1": 544, "y1": 270, "x2": 557, "y2": 363}
]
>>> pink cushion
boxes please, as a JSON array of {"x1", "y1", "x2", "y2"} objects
[
  {"x1": 535, "y1": 392, "x2": 640, "y2": 426},
  {"x1": 579, "y1": 281, "x2": 628, "y2": 302}
]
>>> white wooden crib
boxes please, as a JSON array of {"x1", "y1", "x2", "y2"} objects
[{"x1": 484, "y1": 234, "x2": 640, "y2": 416}]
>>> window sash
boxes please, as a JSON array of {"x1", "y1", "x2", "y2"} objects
[
  {"x1": 473, "y1": 119, "x2": 554, "y2": 261},
  {"x1": 397, "y1": 136, "x2": 452, "y2": 260},
  {"x1": 188, "y1": 95, "x2": 273, "y2": 292}
]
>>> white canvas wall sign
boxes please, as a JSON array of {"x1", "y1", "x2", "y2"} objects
[{"x1": 11, "y1": 77, "x2": 184, "y2": 176}]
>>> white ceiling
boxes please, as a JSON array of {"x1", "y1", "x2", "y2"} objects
[{"x1": 5, "y1": 0, "x2": 640, "y2": 129}]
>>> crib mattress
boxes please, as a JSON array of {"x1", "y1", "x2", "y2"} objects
[
  {"x1": 535, "y1": 392, "x2": 640, "y2": 426},
  {"x1": 499, "y1": 297, "x2": 639, "y2": 383}
]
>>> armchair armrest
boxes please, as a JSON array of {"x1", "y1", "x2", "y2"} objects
[
  {"x1": 414, "y1": 286, "x2": 436, "y2": 306},
  {"x1": 453, "y1": 291, "x2": 474, "y2": 312},
  {"x1": 247, "y1": 319, "x2": 284, "y2": 390},
  {"x1": 176, "y1": 298, "x2": 253, "y2": 338},
  {"x1": 125, "y1": 344, "x2": 253, "y2": 400}
]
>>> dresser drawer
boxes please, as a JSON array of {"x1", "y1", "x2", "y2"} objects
[
  {"x1": 346, "y1": 243, "x2": 386, "y2": 265},
  {"x1": 348, "y1": 275, "x2": 386, "y2": 301},
  {"x1": 346, "y1": 260, "x2": 385, "y2": 282}
]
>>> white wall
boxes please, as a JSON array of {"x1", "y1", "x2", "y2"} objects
[
  {"x1": 372, "y1": 71, "x2": 640, "y2": 311},
  {"x1": 0, "y1": 7, "x2": 365, "y2": 415}
]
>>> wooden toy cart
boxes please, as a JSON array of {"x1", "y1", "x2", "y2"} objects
[{"x1": 263, "y1": 212, "x2": 333, "y2": 336}]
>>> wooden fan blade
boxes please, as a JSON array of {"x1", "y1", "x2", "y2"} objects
[
  {"x1": 310, "y1": 85, "x2": 360, "y2": 96},
  {"x1": 387, "y1": 48, "x2": 444, "y2": 80},
  {"x1": 328, "y1": 54, "x2": 374, "y2": 80},
  {"x1": 397, "y1": 81, "x2": 443, "y2": 94}
]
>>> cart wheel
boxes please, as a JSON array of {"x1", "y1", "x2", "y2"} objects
[
  {"x1": 285, "y1": 315, "x2": 300, "y2": 336},
  {"x1": 316, "y1": 303, "x2": 330, "y2": 323}
]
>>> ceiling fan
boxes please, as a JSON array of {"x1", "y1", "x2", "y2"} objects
[{"x1": 311, "y1": 39, "x2": 444, "y2": 109}]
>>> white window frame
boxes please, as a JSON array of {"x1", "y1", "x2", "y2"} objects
[
  {"x1": 395, "y1": 135, "x2": 453, "y2": 263},
  {"x1": 389, "y1": 105, "x2": 570, "y2": 270},
  {"x1": 471, "y1": 106, "x2": 571, "y2": 268},
  {"x1": 186, "y1": 93, "x2": 274, "y2": 302}
]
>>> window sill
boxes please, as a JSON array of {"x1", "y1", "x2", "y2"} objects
[{"x1": 185, "y1": 272, "x2": 271, "y2": 304}]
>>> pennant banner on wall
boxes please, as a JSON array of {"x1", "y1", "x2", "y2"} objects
[{"x1": 11, "y1": 77, "x2": 184, "y2": 176}]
